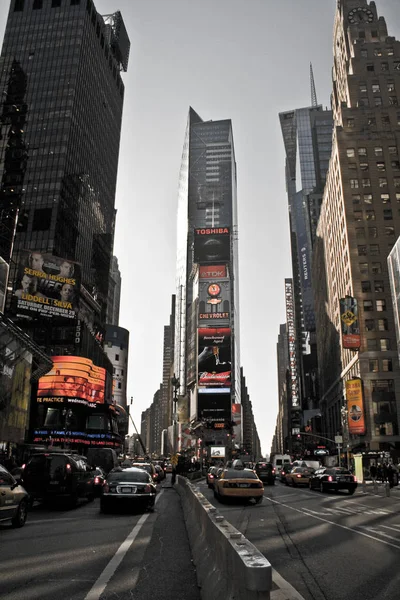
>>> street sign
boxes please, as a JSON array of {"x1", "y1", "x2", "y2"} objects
[
  {"x1": 335, "y1": 435, "x2": 343, "y2": 444},
  {"x1": 171, "y1": 454, "x2": 179, "y2": 466}
]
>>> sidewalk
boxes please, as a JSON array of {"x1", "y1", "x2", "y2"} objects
[{"x1": 359, "y1": 480, "x2": 400, "y2": 496}]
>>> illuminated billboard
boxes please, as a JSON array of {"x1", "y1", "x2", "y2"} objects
[
  {"x1": 198, "y1": 393, "x2": 231, "y2": 422},
  {"x1": 37, "y1": 356, "x2": 106, "y2": 406},
  {"x1": 340, "y1": 296, "x2": 361, "y2": 350},
  {"x1": 210, "y1": 446, "x2": 225, "y2": 458},
  {"x1": 345, "y1": 378, "x2": 366, "y2": 435},
  {"x1": 194, "y1": 228, "x2": 230, "y2": 264},
  {"x1": 285, "y1": 279, "x2": 299, "y2": 407},
  {"x1": 199, "y1": 265, "x2": 227, "y2": 279},
  {"x1": 13, "y1": 251, "x2": 81, "y2": 320},
  {"x1": 198, "y1": 279, "x2": 230, "y2": 324},
  {"x1": 198, "y1": 327, "x2": 231, "y2": 388}
]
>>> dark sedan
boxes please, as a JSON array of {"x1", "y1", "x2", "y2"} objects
[
  {"x1": 309, "y1": 467, "x2": 357, "y2": 494},
  {"x1": 100, "y1": 467, "x2": 157, "y2": 513}
]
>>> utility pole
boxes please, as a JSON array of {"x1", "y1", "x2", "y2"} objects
[{"x1": 128, "y1": 398, "x2": 147, "y2": 457}]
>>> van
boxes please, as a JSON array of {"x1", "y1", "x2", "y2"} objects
[
  {"x1": 272, "y1": 454, "x2": 291, "y2": 475},
  {"x1": 86, "y1": 448, "x2": 118, "y2": 474}
]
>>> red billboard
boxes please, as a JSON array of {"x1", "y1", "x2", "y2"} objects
[
  {"x1": 199, "y1": 265, "x2": 227, "y2": 279},
  {"x1": 37, "y1": 356, "x2": 106, "y2": 405},
  {"x1": 198, "y1": 327, "x2": 231, "y2": 388}
]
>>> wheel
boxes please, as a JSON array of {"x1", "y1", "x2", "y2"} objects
[
  {"x1": 11, "y1": 499, "x2": 27, "y2": 528},
  {"x1": 87, "y1": 493, "x2": 95, "y2": 503},
  {"x1": 285, "y1": 479, "x2": 289, "y2": 486},
  {"x1": 309, "y1": 481, "x2": 313, "y2": 490},
  {"x1": 68, "y1": 493, "x2": 79, "y2": 509},
  {"x1": 100, "y1": 501, "x2": 110, "y2": 514},
  {"x1": 292, "y1": 480, "x2": 297, "y2": 487},
  {"x1": 348, "y1": 488, "x2": 355, "y2": 495},
  {"x1": 319, "y1": 482, "x2": 325, "y2": 493},
  {"x1": 254, "y1": 496, "x2": 263, "y2": 505}
]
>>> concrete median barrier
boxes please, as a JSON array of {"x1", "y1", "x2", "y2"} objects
[{"x1": 176, "y1": 476, "x2": 272, "y2": 600}]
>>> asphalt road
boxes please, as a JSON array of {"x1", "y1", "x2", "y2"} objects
[
  {"x1": 198, "y1": 479, "x2": 400, "y2": 600},
  {"x1": 0, "y1": 478, "x2": 200, "y2": 600}
]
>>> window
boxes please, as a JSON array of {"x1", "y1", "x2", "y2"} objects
[
  {"x1": 367, "y1": 116, "x2": 376, "y2": 126},
  {"x1": 366, "y1": 210, "x2": 376, "y2": 220},
  {"x1": 395, "y1": 177, "x2": 400, "y2": 188},
  {"x1": 360, "y1": 162, "x2": 369, "y2": 171},
  {"x1": 376, "y1": 162, "x2": 386, "y2": 171},
  {"x1": 387, "y1": 48, "x2": 394, "y2": 56},
  {"x1": 71, "y1": 0, "x2": 80, "y2": 4},
  {"x1": 362, "y1": 178, "x2": 371, "y2": 187},
  {"x1": 33, "y1": 0, "x2": 43, "y2": 8},
  {"x1": 365, "y1": 319, "x2": 375, "y2": 331},
  {"x1": 387, "y1": 81, "x2": 395, "y2": 92},
  {"x1": 358, "y1": 245, "x2": 367, "y2": 256},
  {"x1": 353, "y1": 195, "x2": 361, "y2": 205},
  {"x1": 14, "y1": 0, "x2": 24, "y2": 10},
  {"x1": 389, "y1": 97, "x2": 398, "y2": 106},
  {"x1": 347, "y1": 118, "x2": 355, "y2": 128},
  {"x1": 115, "y1": 354, "x2": 120, "y2": 361},
  {"x1": 367, "y1": 64, "x2": 375, "y2": 72},
  {"x1": 354, "y1": 211, "x2": 362, "y2": 221},
  {"x1": 376, "y1": 299, "x2": 386, "y2": 311},
  {"x1": 367, "y1": 339, "x2": 378, "y2": 350},
  {"x1": 356, "y1": 228, "x2": 365, "y2": 238},
  {"x1": 391, "y1": 161, "x2": 400, "y2": 170},
  {"x1": 382, "y1": 115, "x2": 390, "y2": 126},
  {"x1": 389, "y1": 146, "x2": 398, "y2": 155},
  {"x1": 375, "y1": 147, "x2": 383, "y2": 156},
  {"x1": 364, "y1": 194, "x2": 373, "y2": 204},
  {"x1": 371, "y1": 263, "x2": 382, "y2": 274},
  {"x1": 384, "y1": 226, "x2": 394, "y2": 236},
  {"x1": 378, "y1": 319, "x2": 388, "y2": 331},
  {"x1": 369, "y1": 227, "x2": 378, "y2": 238},
  {"x1": 348, "y1": 163, "x2": 357, "y2": 170},
  {"x1": 360, "y1": 50, "x2": 368, "y2": 59},
  {"x1": 372, "y1": 83, "x2": 381, "y2": 92},
  {"x1": 369, "y1": 360, "x2": 379, "y2": 373},
  {"x1": 370, "y1": 245, "x2": 380, "y2": 255},
  {"x1": 359, "y1": 263, "x2": 369, "y2": 274},
  {"x1": 350, "y1": 179, "x2": 359, "y2": 189},
  {"x1": 379, "y1": 177, "x2": 388, "y2": 187},
  {"x1": 52, "y1": 0, "x2": 61, "y2": 6},
  {"x1": 382, "y1": 359, "x2": 393, "y2": 372},
  {"x1": 347, "y1": 148, "x2": 355, "y2": 157},
  {"x1": 381, "y1": 194, "x2": 390, "y2": 203},
  {"x1": 358, "y1": 148, "x2": 367, "y2": 157},
  {"x1": 381, "y1": 62, "x2": 389, "y2": 71},
  {"x1": 374, "y1": 280, "x2": 384, "y2": 292},
  {"x1": 374, "y1": 97, "x2": 383, "y2": 107},
  {"x1": 117, "y1": 382, "x2": 122, "y2": 389},
  {"x1": 380, "y1": 339, "x2": 390, "y2": 351},
  {"x1": 374, "y1": 49, "x2": 382, "y2": 57},
  {"x1": 396, "y1": 194, "x2": 400, "y2": 202},
  {"x1": 363, "y1": 300, "x2": 373, "y2": 311},
  {"x1": 32, "y1": 208, "x2": 52, "y2": 231},
  {"x1": 361, "y1": 281, "x2": 371, "y2": 292},
  {"x1": 383, "y1": 209, "x2": 393, "y2": 220}
]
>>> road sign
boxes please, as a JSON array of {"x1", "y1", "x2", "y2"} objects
[
  {"x1": 335, "y1": 435, "x2": 343, "y2": 444},
  {"x1": 171, "y1": 454, "x2": 179, "y2": 466}
]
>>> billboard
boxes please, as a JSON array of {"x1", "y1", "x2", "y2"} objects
[
  {"x1": 194, "y1": 228, "x2": 230, "y2": 264},
  {"x1": 198, "y1": 279, "x2": 230, "y2": 324},
  {"x1": 13, "y1": 251, "x2": 81, "y2": 320},
  {"x1": 198, "y1": 327, "x2": 231, "y2": 388},
  {"x1": 210, "y1": 446, "x2": 225, "y2": 458},
  {"x1": 232, "y1": 403, "x2": 242, "y2": 445},
  {"x1": 198, "y1": 393, "x2": 231, "y2": 422},
  {"x1": 345, "y1": 378, "x2": 366, "y2": 435},
  {"x1": 199, "y1": 265, "x2": 227, "y2": 279},
  {"x1": 285, "y1": 279, "x2": 300, "y2": 407},
  {"x1": 37, "y1": 356, "x2": 106, "y2": 406},
  {"x1": 340, "y1": 296, "x2": 361, "y2": 350}
]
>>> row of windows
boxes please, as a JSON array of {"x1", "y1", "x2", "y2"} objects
[
  {"x1": 365, "y1": 61, "x2": 400, "y2": 73},
  {"x1": 350, "y1": 177, "x2": 400, "y2": 188},
  {"x1": 369, "y1": 359, "x2": 392, "y2": 372},
  {"x1": 353, "y1": 209, "x2": 395, "y2": 221},
  {"x1": 353, "y1": 194, "x2": 400, "y2": 205},
  {"x1": 358, "y1": 96, "x2": 398, "y2": 107},
  {"x1": 359, "y1": 262, "x2": 389, "y2": 274},
  {"x1": 366, "y1": 338, "x2": 391, "y2": 350},
  {"x1": 356, "y1": 226, "x2": 395, "y2": 237},
  {"x1": 347, "y1": 146, "x2": 398, "y2": 158},
  {"x1": 360, "y1": 81, "x2": 396, "y2": 94},
  {"x1": 14, "y1": 0, "x2": 81, "y2": 10},
  {"x1": 346, "y1": 114, "x2": 400, "y2": 128},
  {"x1": 348, "y1": 160, "x2": 400, "y2": 171},
  {"x1": 358, "y1": 245, "x2": 385, "y2": 256},
  {"x1": 361, "y1": 47, "x2": 395, "y2": 58},
  {"x1": 363, "y1": 299, "x2": 386, "y2": 311}
]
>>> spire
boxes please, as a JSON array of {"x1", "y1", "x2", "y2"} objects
[{"x1": 310, "y1": 63, "x2": 318, "y2": 107}]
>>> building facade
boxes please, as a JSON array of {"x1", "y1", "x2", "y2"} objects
[
  {"x1": 313, "y1": 0, "x2": 400, "y2": 455},
  {"x1": 107, "y1": 256, "x2": 122, "y2": 327}
]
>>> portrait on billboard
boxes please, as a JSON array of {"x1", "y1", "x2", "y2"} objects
[
  {"x1": 12, "y1": 251, "x2": 81, "y2": 320},
  {"x1": 198, "y1": 327, "x2": 231, "y2": 388},
  {"x1": 37, "y1": 356, "x2": 106, "y2": 405},
  {"x1": 198, "y1": 279, "x2": 230, "y2": 324},
  {"x1": 193, "y1": 228, "x2": 230, "y2": 264},
  {"x1": 340, "y1": 296, "x2": 361, "y2": 350}
]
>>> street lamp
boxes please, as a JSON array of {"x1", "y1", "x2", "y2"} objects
[{"x1": 171, "y1": 374, "x2": 180, "y2": 454}]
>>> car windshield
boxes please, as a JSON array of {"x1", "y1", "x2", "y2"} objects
[
  {"x1": 224, "y1": 469, "x2": 258, "y2": 480},
  {"x1": 108, "y1": 470, "x2": 151, "y2": 483},
  {"x1": 132, "y1": 463, "x2": 152, "y2": 473}
]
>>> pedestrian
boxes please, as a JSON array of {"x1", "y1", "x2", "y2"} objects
[
  {"x1": 387, "y1": 464, "x2": 395, "y2": 489},
  {"x1": 369, "y1": 464, "x2": 377, "y2": 481},
  {"x1": 171, "y1": 466, "x2": 177, "y2": 485},
  {"x1": 383, "y1": 463, "x2": 389, "y2": 483},
  {"x1": 377, "y1": 463, "x2": 383, "y2": 482}
]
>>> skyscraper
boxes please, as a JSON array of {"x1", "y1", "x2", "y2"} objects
[
  {"x1": 313, "y1": 0, "x2": 400, "y2": 453},
  {"x1": 175, "y1": 108, "x2": 241, "y2": 455},
  {"x1": 0, "y1": 0, "x2": 130, "y2": 451}
]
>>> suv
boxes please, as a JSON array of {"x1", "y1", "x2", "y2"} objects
[
  {"x1": 0, "y1": 464, "x2": 29, "y2": 528},
  {"x1": 23, "y1": 452, "x2": 95, "y2": 507},
  {"x1": 255, "y1": 462, "x2": 275, "y2": 485}
]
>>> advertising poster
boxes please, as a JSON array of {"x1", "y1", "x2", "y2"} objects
[
  {"x1": 194, "y1": 227, "x2": 230, "y2": 264},
  {"x1": 210, "y1": 446, "x2": 225, "y2": 458},
  {"x1": 198, "y1": 327, "x2": 231, "y2": 388},
  {"x1": 37, "y1": 356, "x2": 106, "y2": 406},
  {"x1": 198, "y1": 279, "x2": 230, "y2": 324},
  {"x1": 13, "y1": 251, "x2": 81, "y2": 320},
  {"x1": 345, "y1": 378, "x2": 366, "y2": 435},
  {"x1": 232, "y1": 403, "x2": 242, "y2": 445},
  {"x1": 340, "y1": 296, "x2": 361, "y2": 350},
  {"x1": 198, "y1": 393, "x2": 231, "y2": 422},
  {"x1": 199, "y1": 265, "x2": 227, "y2": 279}
]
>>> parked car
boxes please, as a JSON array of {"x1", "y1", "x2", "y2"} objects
[
  {"x1": 100, "y1": 467, "x2": 157, "y2": 513},
  {"x1": 131, "y1": 462, "x2": 158, "y2": 483},
  {"x1": 309, "y1": 467, "x2": 357, "y2": 494},
  {"x1": 285, "y1": 466, "x2": 314, "y2": 487},
  {"x1": 165, "y1": 463, "x2": 173, "y2": 473},
  {"x1": 254, "y1": 462, "x2": 275, "y2": 485},
  {"x1": 0, "y1": 465, "x2": 29, "y2": 528},
  {"x1": 92, "y1": 467, "x2": 107, "y2": 497},
  {"x1": 213, "y1": 467, "x2": 264, "y2": 504},
  {"x1": 22, "y1": 452, "x2": 95, "y2": 507},
  {"x1": 206, "y1": 466, "x2": 219, "y2": 488}
]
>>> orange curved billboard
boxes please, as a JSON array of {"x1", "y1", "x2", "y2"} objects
[
  {"x1": 37, "y1": 356, "x2": 106, "y2": 404},
  {"x1": 346, "y1": 378, "x2": 366, "y2": 435}
]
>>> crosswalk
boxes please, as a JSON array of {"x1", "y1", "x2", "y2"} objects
[{"x1": 301, "y1": 500, "x2": 393, "y2": 517}]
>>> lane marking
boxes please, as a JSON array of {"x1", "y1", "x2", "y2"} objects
[
  {"x1": 264, "y1": 495, "x2": 400, "y2": 550},
  {"x1": 360, "y1": 527, "x2": 400, "y2": 542},
  {"x1": 84, "y1": 491, "x2": 163, "y2": 600}
]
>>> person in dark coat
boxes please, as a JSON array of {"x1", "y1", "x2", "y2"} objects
[{"x1": 369, "y1": 464, "x2": 377, "y2": 481}]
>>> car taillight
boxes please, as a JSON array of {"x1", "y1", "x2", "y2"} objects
[
  {"x1": 296, "y1": 474, "x2": 302, "y2": 478},
  {"x1": 22, "y1": 463, "x2": 26, "y2": 469},
  {"x1": 94, "y1": 477, "x2": 100, "y2": 484},
  {"x1": 353, "y1": 476, "x2": 357, "y2": 482},
  {"x1": 66, "y1": 464, "x2": 71, "y2": 471},
  {"x1": 328, "y1": 476, "x2": 333, "y2": 482},
  {"x1": 281, "y1": 471, "x2": 285, "y2": 476},
  {"x1": 152, "y1": 473, "x2": 157, "y2": 479},
  {"x1": 144, "y1": 484, "x2": 152, "y2": 493},
  {"x1": 103, "y1": 483, "x2": 109, "y2": 492},
  {"x1": 256, "y1": 482, "x2": 263, "y2": 488},
  {"x1": 272, "y1": 469, "x2": 275, "y2": 473},
  {"x1": 209, "y1": 475, "x2": 214, "y2": 479}
]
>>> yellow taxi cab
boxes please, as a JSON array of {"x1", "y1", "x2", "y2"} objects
[
  {"x1": 285, "y1": 466, "x2": 314, "y2": 487},
  {"x1": 213, "y1": 463, "x2": 264, "y2": 504}
]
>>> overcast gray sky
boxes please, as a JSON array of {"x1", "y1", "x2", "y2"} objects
[{"x1": 1, "y1": 0, "x2": 399, "y2": 456}]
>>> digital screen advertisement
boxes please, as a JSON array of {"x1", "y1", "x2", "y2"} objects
[
  {"x1": 13, "y1": 251, "x2": 81, "y2": 320},
  {"x1": 37, "y1": 356, "x2": 106, "y2": 405},
  {"x1": 210, "y1": 446, "x2": 225, "y2": 458},
  {"x1": 198, "y1": 279, "x2": 230, "y2": 324},
  {"x1": 198, "y1": 327, "x2": 231, "y2": 388},
  {"x1": 198, "y1": 393, "x2": 231, "y2": 422},
  {"x1": 193, "y1": 227, "x2": 230, "y2": 264}
]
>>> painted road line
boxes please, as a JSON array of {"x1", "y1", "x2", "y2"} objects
[
  {"x1": 84, "y1": 491, "x2": 163, "y2": 600},
  {"x1": 264, "y1": 495, "x2": 400, "y2": 551},
  {"x1": 381, "y1": 525, "x2": 400, "y2": 533},
  {"x1": 360, "y1": 527, "x2": 400, "y2": 543},
  {"x1": 272, "y1": 568, "x2": 307, "y2": 600}
]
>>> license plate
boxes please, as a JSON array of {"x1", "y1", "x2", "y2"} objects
[
  {"x1": 121, "y1": 487, "x2": 136, "y2": 494},
  {"x1": 238, "y1": 483, "x2": 249, "y2": 488}
]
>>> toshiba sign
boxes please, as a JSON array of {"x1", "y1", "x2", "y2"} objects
[{"x1": 194, "y1": 227, "x2": 230, "y2": 264}]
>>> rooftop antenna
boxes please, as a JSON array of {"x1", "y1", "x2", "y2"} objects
[{"x1": 310, "y1": 62, "x2": 318, "y2": 107}]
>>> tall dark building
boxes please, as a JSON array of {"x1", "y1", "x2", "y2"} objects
[
  {"x1": 0, "y1": 0, "x2": 130, "y2": 452},
  {"x1": 175, "y1": 108, "x2": 241, "y2": 458}
]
